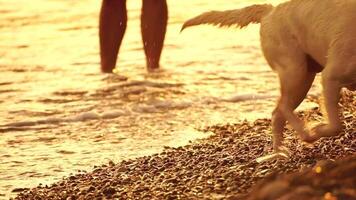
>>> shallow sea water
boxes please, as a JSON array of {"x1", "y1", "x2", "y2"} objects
[{"x1": 0, "y1": 0, "x2": 321, "y2": 198}]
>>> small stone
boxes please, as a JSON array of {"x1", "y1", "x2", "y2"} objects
[{"x1": 102, "y1": 187, "x2": 116, "y2": 197}]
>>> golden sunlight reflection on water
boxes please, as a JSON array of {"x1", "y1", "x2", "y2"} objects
[{"x1": 0, "y1": 0, "x2": 322, "y2": 198}]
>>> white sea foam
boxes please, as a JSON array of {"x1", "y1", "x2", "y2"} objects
[
  {"x1": 4, "y1": 121, "x2": 37, "y2": 127},
  {"x1": 65, "y1": 112, "x2": 101, "y2": 122},
  {"x1": 221, "y1": 93, "x2": 277, "y2": 102},
  {"x1": 2, "y1": 92, "x2": 276, "y2": 128},
  {"x1": 151, "y1": 100, "x2": 192, "y2": 109},
  {"x1": 132, "y1": 105, "x2": 159, "y2": 113},
  {"x1": 108, "y1": 80, "x2": 183, "y2": 90},
  {"x1": 2, "y1": 110, "x2": 129, "y2": 128},
  {"x1": 101, "y1": 110, "x2": 130, "y2": 119}
]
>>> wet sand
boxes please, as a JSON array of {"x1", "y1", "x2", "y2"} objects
[{"x1": 14, "y1": 91, "x2": 355, "y2": 199}]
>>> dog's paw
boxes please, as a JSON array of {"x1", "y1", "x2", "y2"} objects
[
  {"x1": 273, "y1": 139, "x2": 283, "y2": 152},
  {"x1": 300, "y1": 134, "x2": 317, "y2": 143},
  {"x1": 311, "y1": 123, "x2": 341, "y2": 138},
  {"x1": 273, "y1": 145, "x2": 291, "y2": 158},
  {"x1": 256, "y1": 148, "x2": 290, "y2": 163},
  {"x1": 298, "y1": 129, "x2": 319, "y2": 143}
]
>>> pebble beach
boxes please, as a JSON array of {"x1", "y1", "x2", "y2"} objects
[
  {"x1": 14, "y1": 91, "x2": 355, "y2": 199},
  {"x1": 1, "y1": 0, "x2": 355, "y2": 199}
]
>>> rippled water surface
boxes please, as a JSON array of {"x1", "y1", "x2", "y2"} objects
[{"x1": 0, "y1": 0, "x2": 322, "y2": 198}]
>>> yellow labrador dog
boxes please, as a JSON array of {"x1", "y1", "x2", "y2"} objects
[{"x1": 182, "y1": 0, "x2": 356, "y2": 152}]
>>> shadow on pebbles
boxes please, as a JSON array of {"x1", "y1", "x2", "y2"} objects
[{"x1": 15, "y1": 91, "x2": 355, "y2": 200}]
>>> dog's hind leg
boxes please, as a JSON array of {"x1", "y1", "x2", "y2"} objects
[
  {"x1": 272, "y1": 68, "x2": 316, "y2": 151},
  {"x1": 272, "y1": 66, "x2": 316, "y2": 148},
  {"x1": 309, "y1": 64, "x2": 343, "y2": 142},
  {"x1": 261, "y1": 33, "x2": 316, "y2": 149}
]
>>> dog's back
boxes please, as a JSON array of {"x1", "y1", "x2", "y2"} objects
[
  {"x1": 182, "y1": 0, "x2": 356, "y2": 86},
  {"x1": 266, "y1": 0, "x2": 356, "y2": 67}
]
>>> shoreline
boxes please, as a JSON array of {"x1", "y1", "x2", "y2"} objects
[{"x1": 14, "y1": 91, "x2": 355, "y2": 199}]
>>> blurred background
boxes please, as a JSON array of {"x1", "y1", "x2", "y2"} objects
[{"x1": 0, "y1": 0, "x2": 321, "y2": 198}]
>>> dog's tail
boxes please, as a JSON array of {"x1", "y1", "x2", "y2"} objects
[{"x1": 181, "y1": 4, "x2": 274, "y2": 31}]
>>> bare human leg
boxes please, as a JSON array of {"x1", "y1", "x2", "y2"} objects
[
  {"x1": 99, "y1": 0, "x2": 127, "y2": 73},
  {"x1": 141, "y1": 0, "x2": 168, "y2": 71}
]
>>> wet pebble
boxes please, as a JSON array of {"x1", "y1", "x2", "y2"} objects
[{"x1": 14, "y1": 91, "x2": 356, "y2": 200}]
